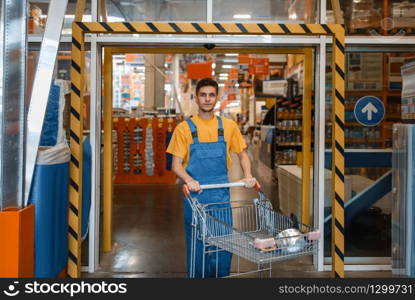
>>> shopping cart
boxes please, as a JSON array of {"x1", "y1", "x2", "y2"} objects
[{"x1": 183, "y1": 182, "x2": 320, "y2": 278}]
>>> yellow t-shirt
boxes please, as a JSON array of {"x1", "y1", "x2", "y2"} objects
[{"x1": 166, "y1": 115, "x2": 247, "y2": 169}]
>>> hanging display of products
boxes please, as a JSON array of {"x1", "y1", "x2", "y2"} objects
[
  {"x1": 113, "y1": 117, "x2": 177, "y2": 184},
  {"x1": 145, "y1": 124, "x2": 154, "y2": 176}
]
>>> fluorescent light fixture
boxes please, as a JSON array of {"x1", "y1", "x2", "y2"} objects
[
  {"x1": 222, "y1": 65, "x2": 232, "y2": 69},
  {"x1": 219, "y1": 73, "x2": 229, "y2": 77},
  {"x1": 223, "y1": 59, "x2": 238, "y2": 63},
  {"x1": 212, "y1": 63, "x2": 216, "y2": 69},
  {"x1": 212, "y1": 71, "x2": 215, "y2": 76},
  {"x1": 135, "y1": 66, "x2": 145, "y2": 70},
  {"x1": 235, "y1": 83, "x2": 239, "y2": 88},
  {"x1": 233, "y1": 14, "x2": 251, "y2": 19},
  {"x1": 218, "y1": 83, "x2": 225, "y2": 87},
  {"x1": 225, "y1": 53, "x2": 238, "y2": 57}
]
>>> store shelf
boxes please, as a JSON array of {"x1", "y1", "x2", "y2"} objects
[
  {"x1": 346, "y1": 138, "x2": 383, "y2": 143},
  {"x1": 276, "y1": 127, "x2": 302, "y2": 131},
  {"x1": 276, "y1": 142, "x2": 302, "y2": 146}
]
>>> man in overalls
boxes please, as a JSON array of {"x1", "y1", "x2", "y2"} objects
[{"x1": 167, "y1": 78, "x2": 256, "y2": 277}]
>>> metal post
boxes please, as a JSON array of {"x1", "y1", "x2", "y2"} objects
[
  {"x1": 301, "y1": 49, "x2": 312, "y2": 226},
  {"x1": 0, "y1": 0, "x2": 27, "y2": 210},
  {"x1": 24, "y1": 0, "x2": 68, "y2": 206}
]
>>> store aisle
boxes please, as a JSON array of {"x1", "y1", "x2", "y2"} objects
[{"x1": 85, "y1": 151, "x2": 391, "y2": 278}]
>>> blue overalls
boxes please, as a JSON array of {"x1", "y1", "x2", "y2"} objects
[{"x1": 183, "y1": 116, "x2": 232, "y2": 278}]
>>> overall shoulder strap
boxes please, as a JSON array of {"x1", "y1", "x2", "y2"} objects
[
  {"x1": 217, "y1": 116, "x2": 224, "y2": 142},
  {"x1": 186, "y1": 117, "x2": 199, "y2": 143}
]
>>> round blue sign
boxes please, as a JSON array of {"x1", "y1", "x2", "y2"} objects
[{"x1": 353, "y1": 96, "x2": 385, "y2": 127}]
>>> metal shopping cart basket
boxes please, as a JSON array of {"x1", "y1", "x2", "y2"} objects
[{"x1": 183, "y1": 182, "x2": 321, "y2": 278}]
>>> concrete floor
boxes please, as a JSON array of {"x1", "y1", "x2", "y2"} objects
[{"x1": 84, "y1": 152, "x2": 392, "y2": 278}]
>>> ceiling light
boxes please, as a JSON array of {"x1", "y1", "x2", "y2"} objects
[
  {"x1": 219, "y1": 73, "x2": 229, "y2": 77},
  {"x1": 218, "y1": 83, "x2": 225, "y2": 87},
  {"x1": 225, "y1": 53, "x2": 238, "y2": 57},
  {"x1": 212, "y1": 71, "x2": 215, "y2": 76},
  {"x1": 223, "y1": 59, "x2": 238, "y2": 63},
  {"x1": 233, "y1": 14, "x2": 251, "y2": 19},
  {"x1": 222, "y1": 65, "x2": 232, "y2": 69},
  {"x1": 212, "y1": 63, "x2": 216, "y2": 69}
]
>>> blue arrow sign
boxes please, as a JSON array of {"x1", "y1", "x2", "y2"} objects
[{"x1": 353, "y1": 96, "x2": 385, "y2": 127}]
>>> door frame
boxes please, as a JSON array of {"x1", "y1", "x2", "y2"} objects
[{"x1": 70, "y1": 22, "x2": 346, "y2": 278}]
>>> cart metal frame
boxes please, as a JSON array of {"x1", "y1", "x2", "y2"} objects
[{"x1": 183, "y1": 182, "x2": 319, "y2": 278}]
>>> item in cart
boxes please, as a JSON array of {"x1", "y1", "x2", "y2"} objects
[
  {"x1": 252, "y1": 237, "x2": 276, "y2": 251},
  {"x1": 306, "y1": 230, "x2": 321, "y2": 241}
]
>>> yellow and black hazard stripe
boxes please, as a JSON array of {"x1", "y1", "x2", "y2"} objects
[
  {"x1": 72, "y1": 21, "x2": 342, "y2": 36},
  {"x1": 70, "y1": 21, "x2": 345, "y2": 278},
  {"x1": 68, "y1": 22, "x2": 84, "y2": 278},
  {"x1": 331, "y1": 25, "x2": 346, "y2": 278}
]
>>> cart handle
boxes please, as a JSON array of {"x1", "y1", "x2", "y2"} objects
[{"x1": 182, "y1": 181, "x2": 261, "y2": 197}]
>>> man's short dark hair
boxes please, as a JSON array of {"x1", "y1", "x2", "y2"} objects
[{"x1": 196, "y1": 78, "x2": 218, "y2": 96}]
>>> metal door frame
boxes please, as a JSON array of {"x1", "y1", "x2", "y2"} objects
[{"x1": 102, "y1": 45, "x2": 313, "y2": 251}]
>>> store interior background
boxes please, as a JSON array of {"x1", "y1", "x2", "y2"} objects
[{"x1": 23, "y1": 0, "x2": 415, "y2": 277}]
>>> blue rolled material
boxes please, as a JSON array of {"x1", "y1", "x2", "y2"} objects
[
  {"x1": 28, "y1": 159, "x2": 69, "y2": 278},
  {"x1": 28, "y1": 136, "x2": 92, "y2": 277}
]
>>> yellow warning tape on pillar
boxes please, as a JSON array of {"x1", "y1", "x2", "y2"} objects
[{"x1": 68, "y1": 22, "x2": 84, "y2": 278}]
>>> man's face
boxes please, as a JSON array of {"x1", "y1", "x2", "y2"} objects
[{"x1": 196, "y1": 85, "x2": 218, "y2": 113}]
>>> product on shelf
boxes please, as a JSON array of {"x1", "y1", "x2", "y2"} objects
[
  {"x1": 349, "y1": 0, "x2": 381, "y2": 31},
  {"x1": 401, "y1": 60, "x2": 415, "y2": 121},
  {"x1": 123, "y1": 129, "x2": 131, "y2": 173},
  {"x1": 275, "y1": 105, "x2": 302, "y2": 166},
  {"x1": 326, "y1": 9, "x2": 345, "y2": 24},
  {"x1": 276, "y1": 149, "x2": 297, "y2": 165},
  {"x1": 346, "y1": 53, "x2": 383, "y2": 91},
  {"x1": 113, "y1": 117, "x2": 178, "y2": 184},
  {"x1": 28, "y1": 4, "x2": 46, "y2": 34},
  {"x1": 392, "y1": 1, "x2": 415, "y2": 28},
  {"x1": 112, "y1": 130, "x2": 118, "y2": 174}
]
